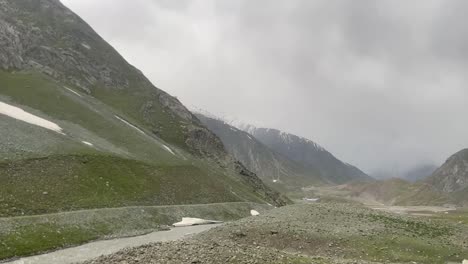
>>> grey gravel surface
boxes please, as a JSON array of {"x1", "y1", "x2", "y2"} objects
[
  {"x1": 82, "y1": 202, "x2": 468, "y2": 264},
  {"x1": 3, "y1": 225, "x2": 220, "y2": 264}
]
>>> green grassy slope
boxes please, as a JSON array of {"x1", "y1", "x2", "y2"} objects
[
  {"x1": 0, "y1": 155, "x2": 250, "y2": 217},
  {"x1": 1, "y1": 0, "x2": 195, "y2": 150},
  {"x1": 0, "y1": 71, "x2": 280, "y2": 218},
  {"x1": 0, "y1": 71, "x2": 180, "y2": 164}
]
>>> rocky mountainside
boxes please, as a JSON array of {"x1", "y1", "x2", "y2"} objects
[
  {"x1": 0, "y1": 0, "x2": 288, "y2": 218},
  {"x1": 238, "y1": 125, "x2": 371, "y2": 184},
  {"x1": 425, "y1": 149, "x2": 468, "y2": 204},
  {"x1": 0, "y1": 0, "x2": 212, "y2": 154},
  {"x1": 196, "y1": 114, "x2": 324, "y2": 191}
]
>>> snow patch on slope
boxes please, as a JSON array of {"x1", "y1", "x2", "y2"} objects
[
  {"x1": 0, "y1": 101, "x2": 64, "y2": 134},
  {"x1": 250, "y1": 210, "x2": 260, "y2": 216},
  {"x1": 172, "y1": 217, "x2": 222, "y2": 227},
  {"x1": 115, "y1": 115, "x2": 177, "y2": 156},
  {"x1": 115, "y1": 115, "x2": 145, "y2": 135},
  {"x1": 163, "y1": 145, "x2": 176, "y2": 155},
  {"x1": 81, "y1": 43, "x2": 91, "y2": 50},
  {"x1": 82, "y1": 141, "x2": 94, "y2": 147},
  {"x1": 64, "y1": 86, "x2": 82, "y2": 97}
]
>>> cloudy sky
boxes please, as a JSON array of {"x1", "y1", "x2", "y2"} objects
[{"x1": 61, "y1": 0, "x2": 468, "y2": 175}]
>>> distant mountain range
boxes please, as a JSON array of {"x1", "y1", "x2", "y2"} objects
[
  {"x1": 239, "y1": 125, "x2": 371, "y2": 184},
  {"x1": 196, "y1": 114, "x2": 371, "y2": 192},
  {"x1": 371, "y1": 164, "x2": 439, "y2": 182},
  {"x1": 345, "y1": 149, "x2": 468, "y2": 206}
]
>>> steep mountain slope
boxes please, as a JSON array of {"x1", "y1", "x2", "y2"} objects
[
  {"x1": 0, "y1": 0, "x2": 288, "y2": 218},
  {"x1": 196, "y1": 114, "x2": 324, "y2": 191},
  {"x1": 425, "y1": 149, "x2": 468, "y2": 205},
  {"x1": 238, "y1": 125, "x2": 371, "y2": 184}
]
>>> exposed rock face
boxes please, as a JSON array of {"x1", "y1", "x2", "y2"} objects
[
  {"x1": 196, "y1": 114, "x2": 324, "y2": 189},
  {"x1": 0, "y1": 0, "x2": 289, "y2": 207},
  {"x1": 427, "y1": 149, "x2": 468, "y2": 193},
  {"x1": 185, "y1": 125, "x2": 228, "y2": 159},
  {"x1": 233, "y1": 161, "x2": 291, "y2": 206},
  {"x1": 239, "y1": 126, "x2": 371, "y2": 184},
  {"x1": 0, "y1": 0, "x2": 218, "y2": 155}
]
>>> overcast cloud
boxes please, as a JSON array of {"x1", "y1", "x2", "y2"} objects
[{"x1": 61, "y1": 0, "x2": 468, "y2": 175}]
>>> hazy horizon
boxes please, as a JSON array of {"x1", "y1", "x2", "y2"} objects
[{"x1": 61, "y1": 0, "x2": 468, "y2": 175}]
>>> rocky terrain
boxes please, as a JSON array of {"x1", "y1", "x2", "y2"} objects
[
  {"x1": 84, "y1": 202, "x2": 468, "y2": 264},
  {"x1": 426, "y1": 149, "x2": 468, "y2": 204}
]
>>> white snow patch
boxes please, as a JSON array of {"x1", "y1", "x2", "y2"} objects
[
  {"x1": 115, "y1": 115, "x2": 146, "y2": 135},
  {"x1": 82, "y1": 141, "x2": 94, "y2": 147},
  {"x1": 272, "y1": 179, "x2": 278, "y2": 183},
  {"x1": 81, "y1": 43, "x2": 91, "y2": 50},
  {"x1": 163, "y1": 145, "x2": 176, "y2": 155},
  {"x1": 250, "y1": 210, "x2": 260, "y2": 216},
  {"x1": 172, "y1": 217, "x2": 222, "y2": 227},
  {"x1": 64, "y1": 86, "x2": 82, "y2": 97},
  {"x1": 303, "y1": 198, "x2": 320, "y2": 202},
  {"x1": 0, "y1": 101, "x2": 64, "y2": 134}
]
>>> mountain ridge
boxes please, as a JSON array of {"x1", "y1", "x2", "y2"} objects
[
  {"x1": 236, "y1": 124, "x2": 371, "y2": 184},
  {"x1": 0, "y1": 0, "x2": 289, "y2": 217},
  {"x1": 425, "y1": 149, "x2": 468, "y2": 204},
  {"x1": 196, "y1": 113, "x2": 371, "y2": 189}
]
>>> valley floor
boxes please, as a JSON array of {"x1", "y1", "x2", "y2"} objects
[
  {"x1": 83, "y1": 202, "x2": 468, "y2": 264},
  {"x1": 0, "y1": 202, "x2": 269, "y2": 261},
  {"x1": 3, "y1": 224, "x2": 221, "y2": 264}
]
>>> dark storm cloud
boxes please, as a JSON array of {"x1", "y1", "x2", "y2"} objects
[{"x1": 61, "y1": 0, "x2": 468, "y2": 174}]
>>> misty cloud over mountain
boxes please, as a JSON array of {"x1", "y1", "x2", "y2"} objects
[{"x1": 62, "y1": 0, "x2": 468, "y2": 173}]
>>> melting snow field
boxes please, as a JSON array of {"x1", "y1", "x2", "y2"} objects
[
  {"x1": 250, "y1": 210, "x2": 260, "y2": 216},
  {"x1": 172, "y1": 217, "x2": 223, "y2": 227},
  {"x1": 0, "y1": 101, "x2": 63, "y2": 134}
]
